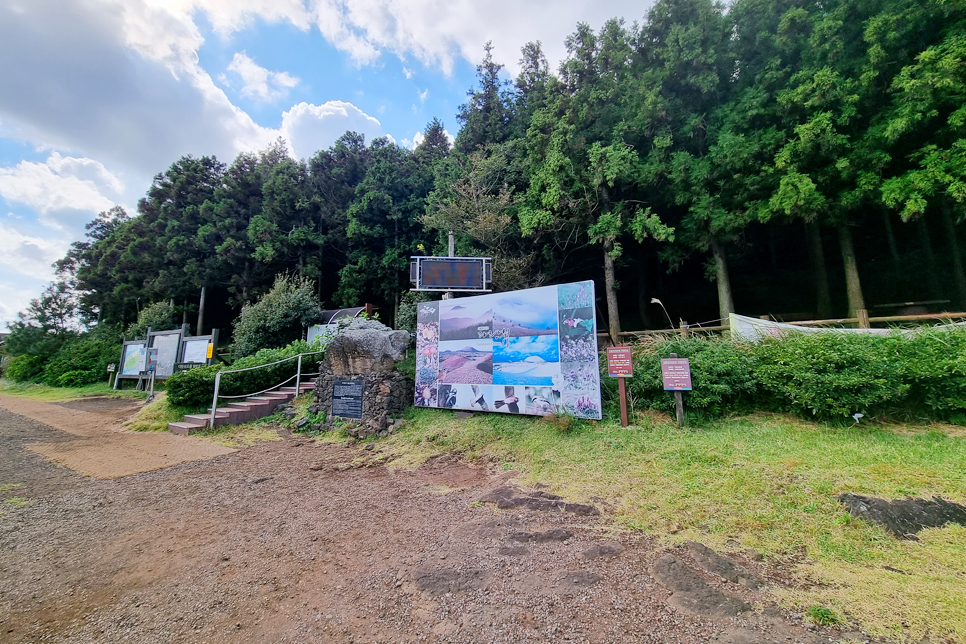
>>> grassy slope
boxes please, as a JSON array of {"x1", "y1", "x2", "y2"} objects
[
  {"x1": 380, "y1": 408, "x2": 966, "y2": 642},
  {"x1": 0, "y1": 379, "x2": 146, "y2": 402}
]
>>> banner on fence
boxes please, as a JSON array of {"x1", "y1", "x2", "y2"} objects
[
  {"x1": 729, "y1": 313, "x2": 891, "y2": 342},
  {"x1": 414, "y1": 281, "x2": 602, "y2": 419}
]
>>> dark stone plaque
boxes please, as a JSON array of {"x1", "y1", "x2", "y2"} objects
[{"x1": 332, "y1": 379, "x2": 364, "y2": 419}]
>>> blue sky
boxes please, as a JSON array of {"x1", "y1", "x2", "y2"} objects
[{"x1": 0, "y1": 0, "x2": 649, "y2": 329}]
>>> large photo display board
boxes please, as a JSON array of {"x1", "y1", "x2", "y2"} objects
[{"x1": 415, "y1": 281, "x2": 602, "y2": 419}]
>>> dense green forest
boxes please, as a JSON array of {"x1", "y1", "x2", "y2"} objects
[{"x1": 20, "y1": 0, "x2": 966, "y2": 346}]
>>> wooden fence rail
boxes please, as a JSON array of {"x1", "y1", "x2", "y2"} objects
[{"x1": 597, "y1": 310, "x2": 966, "y2": 344}]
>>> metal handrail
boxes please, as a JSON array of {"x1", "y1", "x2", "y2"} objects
[{"x1": 209, "y1": 350, "x2": 325, "y2": 426}]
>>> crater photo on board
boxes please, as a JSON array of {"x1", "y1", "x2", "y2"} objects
[{"x1": 437, "y1": 339, "x2": 494, "y2": 384}]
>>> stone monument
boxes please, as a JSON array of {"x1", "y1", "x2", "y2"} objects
[{"x1": 313, "y1": 318, "x2": 412, "y2": 438}]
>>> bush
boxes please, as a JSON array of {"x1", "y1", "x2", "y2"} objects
[
  {"x1": 892, "y1": 326, "x2": 966, "y2": 417},
  {"x1": 43, "y1": 340, "x2": 120, "y2": 386},
  {"x1": 125, "y1": 301, "x2": 177, "y2": 340},
  {"x1": 613, "y1": 335, "x2": 758, "y2": 419},
  {"x1": 4, "y1": 354, "x2": 47, "y2": 382},
  {"x1": 751, "y1": 332, "x2": 908, "y2": 419},
  {"x1": 232, "y1": 275, "x2": 323, "y2": 358},
  {"x1": 167, "y1": 339, "x2": 329, "y2": 408},
  {"x1": 55, "y1": 370, "x2": 101, "y2": 387}
]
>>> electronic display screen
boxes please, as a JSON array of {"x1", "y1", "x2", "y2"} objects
[{"x1": 419, "y1": 258, "x2": 484, "y2": 290}]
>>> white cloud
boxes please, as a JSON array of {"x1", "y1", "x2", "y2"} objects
[
  {"x1": 402, "y1": 67, "x2": 414, "y2": 79},
  {"x1": 227, "y1": 52, "x2": 300, "y2": 102},
  {"x1": 418, "y1": 88, "x2": 429, "y2": 103},
  {"x1": 0, "y1": 153, "x2": 122, "y2": 229},
  {"x1": 0, "y1": 223, "x2": 67, "y2": 276},
  {"x1": 280, "y1": 101, "x2": 386, "y2": 160}
]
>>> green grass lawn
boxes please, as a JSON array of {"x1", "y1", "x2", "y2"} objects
[
  {"x1": 379, "y1": 408, "x2": 966, "y2": 642},
  {"x1": 0, "y1": 378, "x2": 147, "y2": 402}
]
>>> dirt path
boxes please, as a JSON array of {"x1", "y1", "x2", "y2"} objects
[
  {"x1": 0, "y1": 403, "x2": 849, "y2": 644},
  {"x1": 0, "y1": 394, "x2": 233, "y2": 478}
]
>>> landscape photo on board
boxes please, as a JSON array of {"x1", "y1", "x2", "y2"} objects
[
  {"x1": 492, "y1": 334, "x2": 560, "y2": 386},
  {"x1": 437, "y1": 338, "x2": 494, "y2": 384},
  {"x1": 492, "y1": 286, "x2": 559, "y2": 339},
  {"x1": 439, "y1": 298, "x2": 493, "y2": 341}
]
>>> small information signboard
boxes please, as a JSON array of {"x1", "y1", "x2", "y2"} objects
[
  {"x1": 606, "y1": 347, "x2": 633, "y2": 377},
  {"x1": 332, "y1": 379, "x2": 364, "y2": 419},
  {"x1": 661, "y1": 358, "x2": 692, "y2": 391}
]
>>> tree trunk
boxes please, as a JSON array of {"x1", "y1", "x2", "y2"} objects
[
  {"x1": 917, "y1": 217, "x2": 942, "y2": 299},
  {"x1": 197, "y1": 285, "x2": 207, "y2": 336},
  {"x1": 710, "y1": 238, "x2": 734, "y2": 323},
  {"x1": 882, "y1": 211, "x2": 902, "y2": 300},
  {"x1": 837, "y1": 225, "x2": 866, "y2": 318},
  {"x1": 805, "y1": 222, "x2": 833, "y2": 319},
  {"x1": 603, "y1": 241, "x2": 621, "y2": 345},
  {"x1": 941, "y1": 205, "x2": 966, "y2": 310}
]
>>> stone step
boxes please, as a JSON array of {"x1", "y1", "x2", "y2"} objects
[
  {"x1": 209, "y1": 407, "x2": 249, "y2": 425},
  {"x1": 233, "y1": 400, "x2": 271, "y2": 418},
  {"x1": 225, "y1": 402, "x2": 262, "y2": 423},
  {"x1": 168, "y1": 422, "x2": 203, "y2": 435},
  {"x1": 247, "y1": 395, "x2": 285, "y2": 412},
  {"x1": 182, "y1": 414, "x2": 216, "y2": 429}
]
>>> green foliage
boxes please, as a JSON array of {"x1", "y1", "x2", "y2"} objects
[
  {"x1": 805, "y1": 605, "x2": 843, "y2": 626},
  {"x1": 615, "y1": 336, "x2": 758, "y2": 419},
  {"x1": 55, "y1": 370, "x2": 101, "y2": 388},
  {"x1": 125, "y1": 301, "x2": 177, "y2": 340},
  {"x1": 4, "y1": 355, "x2": 47, "y2": 382},
  {"x1": 395, "y1": 291, "x2": 433, "y2": 334},
  {"x1": 753, "y1": 333, "x2": 908, "y2": 419},
  {"x1": 167, "y1": 339, "x2": 327, "y2": 408},
  {"x1": 610, "y1": 327, "x2": 966, "y2": 422},
  {"x1": 43, "y1": 340, "x2": 119, "y2": 387},
  {"x1": 232, "y1": 275, "x2": 323, "y2": 358}
]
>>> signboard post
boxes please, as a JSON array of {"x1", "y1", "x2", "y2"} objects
[
  {"x1": 661, "y1": 353, "x2": 691, "y2": 426},
  {"x1": 332, "y1": 380, "x2": 364, "y2": 420},
  {"x1": 606, "y1": 347, "x2": 633, "y2": 427}
]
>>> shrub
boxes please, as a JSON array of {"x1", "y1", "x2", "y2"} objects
[
  {"x1": 4, "y1": 354, "x2": 47, "y2": 382},
  {"x1": 125, "y1": 301, "x2": 177, "y2": 339},
  {"x1": 232, "y1": 275, "x2": 323, "y2": 358},
  {"x1": 612, "y1": 335, "x2": 758, "y2": 419},
  {"x1": 892, "y1": 325, "x2": 966, "y2": 417},
  {"x1": 751, "y1": 332, "x2": 908, "y2": 419},
  {"x1": 43, "y1": 340, "x2": 120, "y2": 386},
  {"x1": 167, "y1": 339, "x2": 329, "y2": 408},
  {"x1": 55, "y1": 370, "x2": 101, "y2": 387}
]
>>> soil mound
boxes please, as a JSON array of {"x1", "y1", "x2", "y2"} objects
[{"x1": 838, "y1": 493, "x2": 966, "y2": 540}]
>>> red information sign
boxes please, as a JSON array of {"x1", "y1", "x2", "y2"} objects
[
  {"x1": 661, "y1": 358, "x2": 692, "y2": 391},
  {"x1": 606, "y1": 347, "x2": 633, "y2": 377}
]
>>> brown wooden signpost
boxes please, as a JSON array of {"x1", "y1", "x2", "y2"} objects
[
  {"x1": 606, "y1": 347, "x2": 633, "y2": 427},
  {"x1": 661, "y1": 353, "x2": 691, "y2": 425}
]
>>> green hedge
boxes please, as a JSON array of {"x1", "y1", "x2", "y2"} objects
[
  {"x1": 613, "y1": 326, "x2": 966, "y2": 423},
  {"x1": 4, "y1": 354, "x2": 47, "y2": 382},
  {"x1": 607, "y1": 336, "x2": 757, "y2": 419},
  {"x1": 166, "y1": 340, "x2": 326, "y2": 408},
  {"x1": 43, "y1": 340, "x2": 119, "y2": 386}
]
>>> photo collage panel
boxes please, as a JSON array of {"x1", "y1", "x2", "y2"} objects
[{"x1": 414, "y1": 281, "x2": 602, "y2": 419}]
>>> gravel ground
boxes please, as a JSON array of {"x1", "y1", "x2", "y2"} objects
[{"x1": 0, "y1": 402, "x2": 852, "y2": 644}]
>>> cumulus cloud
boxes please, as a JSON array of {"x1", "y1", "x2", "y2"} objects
[
  {"x1": 0, "y1": 0, "x2": 274, "y2": 176},
  {"x1": 0, "y1": 153, "x2": 122, "y2": 229},
  {"x1": 227, "y1": 52, "x2": 300, "y2": 102},
  {"x1": 280, "y1": 101, "x2": 386, "y2": 160},
  {"x1": 0, "y1": 223, "x2": 67, "y2": 276}
]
